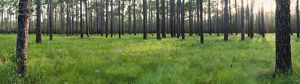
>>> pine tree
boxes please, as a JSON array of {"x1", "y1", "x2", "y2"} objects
[{"x1": 275, "y1": 0, "x2": 292, "y2": 73}]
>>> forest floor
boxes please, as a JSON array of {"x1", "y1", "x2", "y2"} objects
[{"x1": 0, "y1": 34, "x2": 300, "y2": 83}]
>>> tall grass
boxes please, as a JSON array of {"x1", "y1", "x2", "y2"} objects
[{"x1": 0, "y1": 34, "x2": 299, "y2": 83}]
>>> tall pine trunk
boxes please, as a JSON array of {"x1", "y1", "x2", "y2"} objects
[
  {"x1": 275, "y1": 0, "x2": 292, "y2": 73},
  {"x1": 297, "y1": 0, "x2": 300, "y2": 38},
  {"x1": 143, "y1": 0, "x2": 147, "y2": 39},
  {"x1": 208, "y1": 0, "x2": 211, "y2": 35},
  {"x1": 60, "y1": 0, "x2": 64, "y2": 35},
  {"x1": 106, "y1": 0, "x2": 109, "y2": 37},
  {"x1": 16, "y1": 0, "x2": 30, "y2": 76},
  {"x1": 188, "y1": 0, "x2": 193, "y2": 36},
  {"x1": 118, "y1": 0, "x2": 121, "y2": 38},
  {"x1": 85, "y1": 1, "x2": 90, "y2": 37},
  {"x1": 170, "y1": 0, "x2": 175, "y2": 37},
  {"x1": 111, "y1": 0, "x2": 114, "y2": 37},
  {"x1": 80, "y1": 0, "x2": 84, "y2": 38},
  {"x1": 261, "y1": 3, "x2": 265, "y2": 37},
  {"x1": 156, "y1": 0, "x2": 161, "y2": 40},
  {"x1": 48, "y1": 0, "x2": 53, "y2": 40},
  {"x1": 224, "y1": 0, "x2": 229, "y2": 41},
  {"x1": 36, "y1": 0, "x2": 42, "y2": 43},
  {"x1": 128, "y1": 0, "x2": 132, "y2": 34},
  {"x1": 161, "y1": 0, "x2": 166, "y2": 38},
  {"x1": 133, "y1": 0, "x2": 136, "y2": 35},
  {"x1": 181, "y1": 0, "x2": 185, "y2": 39},
  {"x1": 241, "y1": 0, "x2": 245, "y2": 40}
]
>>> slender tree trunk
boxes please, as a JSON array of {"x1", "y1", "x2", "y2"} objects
[
  {"x1": 66, "y1": 0, "x2": 70, "y2": 35},
  {"x1": 156, "y1": 0, "x2": 161, "y2": 40},
  {"x1": 71, "y1": 1, "x2": 74, "y2": 35},
  {"x1": 229, "y1": 0, "x2": 232, "y2": 34},
  {"x1": 118, "y1": 0, "x2": 121, "y2": 38},
  {"x1": 101, "y1": 0, "x2": 105, "y2": 36},
  {"x1": 235, "y1": 0, "x2": 238, "y2": 35},
  {"x1": 224, "y1": 0, "x2": 229, "y2": 41},
  {"x1": 161, "y1": 0, "x2": 166, "y2": 38},
  {"x1": 198, "y1": 0, "x2": 204, "y2": 43},
  {"x1": 133, "y1": 0, "x2": 136, "y2": 35},
  {"x1": 76, "y1": 3, "x2": 79, "y2": 35},
  {"x1": 80, "y1": 0, "x2": 84, "y2": 38},
  {"x1": 96, "y1": 0, "x2": 100, "y2": 35},
  {"x1": 111, "y1": 0, "x2": 114, "y2": 37},
  {"x1": 246, "y1": 1, "x2": 250, "y2": 37},
  {"x1": 261, "y1": 2, "x2": 265, "y2": 37},
  {"x1": 36, "y1": 0, "x2": 42, "y2": 43},
  {"x1": 189, "y1": 0, "x2": 193, "y2": 36},
  {"x1": 85, "y1": 1, "x2": 90, "y2": 37},
  {"x1": 297, "y1": 0, "x2": 300, "y2": 38},
  {"x1": 176, "y1": 0, "x2": 180, "y2": 38},
  {"x1": 121, "y1": 0, "x2": 125, "y2": 35},
  {"x1": 55, "y1": 8, "x2": 58, "y2": 34},
  {"x1": 128, "y1": 0, "x2": 132, "y2": 34},
  {"x1": 106, "y1": 0, "x2": 109, "y2": 37},
  {"x1": 143, "y1": 0, "x2": 147, "y2": 39},
  {"x1": 181, "y1": 0, "x2": 185, "y2": 39},
  {"x1": 149, "y1": 2, "x2": 152, "y2": 34},
  {"x1": 216, "y1": 0, "x2": 219, "y2": 36},
  {"x1": 60, "y1": 0, "x2": 64, "y2": 35},
  {"x1": 275, "y1": 0, "x2": 292, "y2": 73},
  {"x1": 249, "y1": 0, "x2": 254, "y2": 39},
  {"x1": 170, "y1": 0, "x2": 175, "y2": 37},
  {"x1": 208, "y1": 0, "x2": 212, "y2": 35},
  {"x1": 16, "y1": 0, "x2": 30, "y2": 76},
  {"x1": 48, "y1": 0, "x2": 53, "y2": 40},
  {"x1": 241, "y1": 0, "x2": 245, "y2": 40},
  {"x1": 1, "y1": 9, "x2": 3, "y2": 33}
]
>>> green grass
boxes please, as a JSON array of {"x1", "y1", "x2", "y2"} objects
[{"x1": 0, "y1": 34, "x2": 300, "y2": 84}]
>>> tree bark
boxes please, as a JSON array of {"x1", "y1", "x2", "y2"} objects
[
  {"x1": 235, "y1": 0, "x2": 238, "y2": 35},
  {"x1": 224, "y1": 0, "x2": 229, "y2": 41},
  {"x1": 161, "y1": 0, "x2": 166, "y2": 38},
  {"x1": 36, "y1": 0, "x2": 42, "y2": 43},
  {"x1": 16, "y1": 0, "x2": 30, "y2": 76},
  {"x1": 143, "y1": 0, "x2": 147, "y2": 39},
  {"x1": 216, "y1": 0, "x2": 219, "y2": 36},
  {"x1": 261, "y1": 2, "x2": 265, "y2": 37},
  {"x1": 198, "y1": 0, "x2": 204, "y2": 43},
  {"x1": 118, "y1": 0, "x2": 121, "y2": 38},
  {"x1": 111, "y1": 0, "x2": 114, "y2": 37},
  {"x1": 275, "y1": 0, "x2": 292, "y2": 73},
  {"x1": 208, "y1": 0, "x2": 211, "y2": 35},
  {"x1": 133, "y1": 0, "x2": 136, "y2": 35},
  {"x1": 60, "y1": 0, "x2": 64, "y2": 35},
  {"x1": 85, "y1": 0, "x2": 90, "y2": 37},
  {"x1": 189, "y1": 0, "x2": 193, "y2": 36},
  {"x1": 297, "y1": 0, "x2": 300, "y2": 38},
  {"x1": 156, "y1": 0, "x2": 161, "y2": 40},
  {"x1": 170, "y1": 0, "x2": 175, "y2": 37},
  {"x1": 121, "y1": 0, "x2": 125, "y2": 35},
  {"x1": 128, "y1": 0, "x2": 132, "y2": 34},
  {"x1": 80, "y1": 0, "x2": 84, "y2": 38},
  {"x1": 241, "y1": 0, "x2": 245, "y2": 40},
  {"x1": 181, "y1": 0, "x2": 185, "y2": 39},
  {"x1": 106, "y1": 0, "x2": 109, "y2": 37},
  {"x1": 48, "y1": 0, "x2": 53, "y2": 40}
]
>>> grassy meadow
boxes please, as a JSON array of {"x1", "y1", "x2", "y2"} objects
[{"x1": 0, "y1": 34, "x2": 300, "y2": 83}]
